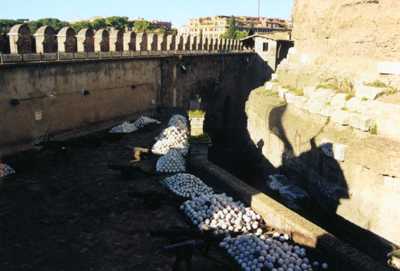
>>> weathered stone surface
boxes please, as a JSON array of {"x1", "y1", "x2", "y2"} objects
[
  {"x1": 348, "y1": 113, "x2": 373, "y2": 132},
  {"x1": 305, "y1": 89, "x2": 335, "y2": 115},
  {"x1": 363, "y1": 101, "x2": 400, "y2": 140},
  {"x1": 285, "y1": 93, "x2": 308, "y2": 109},
  {"x1": 246, "y1": 92, "x2": 400, "y2": 246},
  {"x1": 287, "y1": 0, "x2": 400, "y2": 89},
  {"x1": 331, "y1": 109, "x2": 350, "y2": 126},
  {"x1": 378, "y1": 61, "x2": 400, "y2": 75},
  {"x1": 303, "y1": 86, "x2": 316, "y2": 98},
  {"x1": 331, "y1": 93, "x2": 347, "y2": 110},
  {"x1": 345, "y1": 97, "x2": 366, "y2": 113},
  {"x1": 355, "y1": 83, "x2": 384, "y2": 100}
]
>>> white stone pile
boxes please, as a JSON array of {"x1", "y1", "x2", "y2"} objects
[
  {"x1": 181, "y1": 193, "x2": 265, "y2": 235},
  {"x1": 220, "y1": 233, "x2": 329, "y2": 271},
  {"x1": 161, "y1": 173, "x2": 214, "y2": 199},
  {"x1": 109, "y1": 116, "x2": 161, "y2": 134},
  {"x1": 156, "y1": 149, "x2": 186, "y2": 173},
  {"x1": 0, "y1": 163, "x2": 15, "y2": 178},
  {"x1": 152, "y1": 114, "x2": 189, "y2": 156}
]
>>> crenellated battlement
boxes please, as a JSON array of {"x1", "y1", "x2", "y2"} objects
[{"x1": 0, "y1": 23, "x2": 244, "y2": 64}]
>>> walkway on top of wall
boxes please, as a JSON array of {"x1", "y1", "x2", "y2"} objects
[{"x1": 0, "y1": 50, "x2": 252, "y2": 66}]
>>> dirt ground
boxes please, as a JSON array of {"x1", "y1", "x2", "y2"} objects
[{"x1": 0, "y1": 124, "x2": 236, "y2": 271}]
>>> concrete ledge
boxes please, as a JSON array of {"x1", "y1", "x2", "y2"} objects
[{"x1": 189, "y1": 154, "x2": 392, "y2": 271}]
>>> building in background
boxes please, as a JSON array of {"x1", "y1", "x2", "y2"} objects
[
  {"x1": 241, "y1": 31, "x2": 293, "y2": 71},
  {"x1": 179, "y1": 16, "x2": 290, "y2": 38}
]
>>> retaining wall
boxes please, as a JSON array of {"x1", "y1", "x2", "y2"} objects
[{"x1": 0, "y1": 52, "x2": 254, "y2": 156}]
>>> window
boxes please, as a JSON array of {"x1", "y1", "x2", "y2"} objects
[{"x1": 263, "y1": 42, "x2": 269, "y2": 52}]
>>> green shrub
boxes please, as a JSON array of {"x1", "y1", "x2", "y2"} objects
[
  {"x1": 365, "y1": 80, "x2": 387, "y2": 88},
  {"x1": 317, "y1": 77, "x2": 355, "y2": 99},
  {"x1": 369, "y1": 123, "x2": 378, "y2": 135},
  {"x1": 284, "y1": 85, "x2": 304, "y2": 96}
]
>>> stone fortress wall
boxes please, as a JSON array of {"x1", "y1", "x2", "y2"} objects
[
  {"x1": 246, "y1": 0, "x2": 400, "y2": 248},
  {"x1": 279, "y1": 0, "x2": 400, "y2": 87},
  {"x1": 0, "y1": 23, "x2": 243, "y2": 60}
]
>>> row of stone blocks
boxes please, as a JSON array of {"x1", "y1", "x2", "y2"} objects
[
  {"x1": 265, "y1": 80, "x2": 400, "y2": 141},
  {"x1": 4, "y1": 24, "x2": 243, "y2": 54}
]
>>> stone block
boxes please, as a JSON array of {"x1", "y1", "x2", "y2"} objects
[
  {"x1": 306, "y1": 99, "x2": 324, "y2": 114},
  {"x1": 285, "y1": 93, "x2": 308, "y2": 109},
  {"x1": 309, "y1": 89, "x2": 336, "y2": 101},
  {"x1": 320, "y1": 106, "x2": 334, "y2": 117},
  {"x1": 378, "y1": 61, "x2": 400, "y2": 75},
  {"x1": 331, "y1": 93, "x2": 347, "y2": 110},
  {"x1": 363, "y1": 101, "x2": 400, "y2": 140},
  {"x1": 355, "y1": 83, "x2": 384, "y2": 100},
  {"x1": 306, "y1": 89, "x2": 335, "y2": 115},
  {"x1": 304, "y1": 86, "x2": 316, "y2": 98},
  {"x1": 348, "y1": 113, "x2": 374, "y2": 132},
  {"x1": 345, "y1": 97, "x2": 367, "y2": 113},
  {"x1": 383, "y1": 176, "x2": 400, "y2": 193},
  {"x1": 331, "y1": 109, "x2": 351, "y2": 126}
]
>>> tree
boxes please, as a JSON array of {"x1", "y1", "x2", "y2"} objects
[
  {"x1": 38, "y1": 18, "x2": 68, "y2": 31},
  {"x1": 0, "y1": 19, "x2": 19, "y2": 35},
  {"x1": 224, "y1": 16, "x2": 237, "y2": 39},
  {"x1": 91, "y1": 18, "x2": 106, "y2": 30},
  {"x1": 134, "y1": 19, "x2": 151, "y2": 32},
  {"x1": 71, "y1": 20, "x2": 93, "y2": 32},
  {"x1": 105, "y1": 16, "x2": 129, "y2": 30},
  {"x1": 221, "y1": 16, "x2": 249, "y2": 40}
]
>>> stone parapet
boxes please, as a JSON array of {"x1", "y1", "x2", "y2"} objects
[{"x1": 1, "y1": 24, "x2": 243, "y2": 61}]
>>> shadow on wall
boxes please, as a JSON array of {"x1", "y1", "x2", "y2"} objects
[
  {"x1": 268, "y1": 104, "x2": 397, "y2": 262},
  {"x1": 203, "y1": 53, "x2": 276, "y2": 180},
  {"x1": 203, "y1": 54, "x2": 397, "y2": 265}
]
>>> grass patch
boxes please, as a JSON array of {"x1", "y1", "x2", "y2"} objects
[
  {"x1": 365, "y1": 80, "x2": 387, "y2": 88},
  {"x1": 385, "y1": 86, "x2": 398, "y2": 96},
  {"x1": 369, "y1": 123, "x2": 378, "y2": 135},
  {"x1": 317, "y1": 77, "x2": 355, "y2": 99},
  {"x1": 188, "y1": 110, "x2": 205, "y2": 119},
  {"x1": 284, "y1": 85, "x2": 304, "y2": 96},
  {"x1": 364, "y1": 80, "x2": 399, "y2": 97}
]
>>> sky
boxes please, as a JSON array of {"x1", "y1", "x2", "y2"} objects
[{"x1": 0, "y1": 0, "x2": 293, "y2": 27}]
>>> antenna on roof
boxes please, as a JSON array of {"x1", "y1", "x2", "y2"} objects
[{"x1": 258, "y1": 0, "x2": 261, "y2": 19}]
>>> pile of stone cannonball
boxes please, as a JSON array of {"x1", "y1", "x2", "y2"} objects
[
  {"x1": 161, "y1": 173, "x2": 214, "y2": 199},
  {"x1": 181, "y1": 193, "x2": 265, "y2": 235},
  {"x1": 168, "y1": 114, "x2": 189, "y2": 132},
  {"x1": 156, "y1": 149, "x2": 186, "y2": 173},
  {"x1": 152, "y1": 126, "x2": 189, "y2": 155},
  {"x1": 0, "y1": 163, "x2": 15, "y2": 178},
  {"x1": 152, "y1": 114, "x2": 189, "y2": 156},
  {"x1": 220, "y1": 233, "x2": 329, "y2": 271}
]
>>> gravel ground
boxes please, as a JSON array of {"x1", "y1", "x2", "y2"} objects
[{"x1": 0, "y1": 124, "x2": 235, "y2": 271}]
